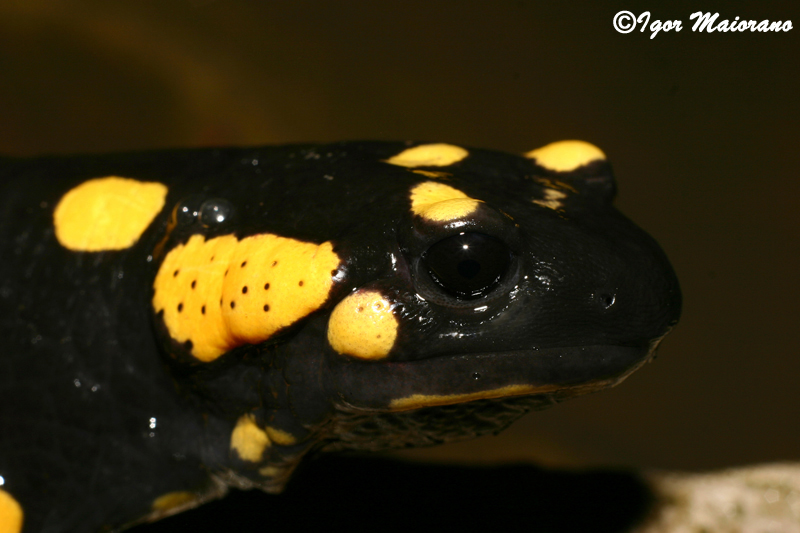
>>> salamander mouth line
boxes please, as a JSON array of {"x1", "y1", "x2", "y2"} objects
[{"x1": 329, "y1": 345, "x2": 649, "y2": 412}]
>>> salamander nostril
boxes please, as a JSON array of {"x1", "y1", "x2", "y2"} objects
[{"x1": 599, "y1": 293, "x2": 616, "y2": 309}]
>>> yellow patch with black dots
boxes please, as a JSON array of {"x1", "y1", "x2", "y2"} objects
[
  {"x1": 0, "y1": 489, "x2": 23, "y2": 533},
  {"x1": 54, "y1": 176, "x2": 167, "y2": 251},
  {"x1": 385, "y1": 143, "x2": 468, "y2": 168},
  {"x1": 410, "y1": 181, "x2": 481, "y2": 223},
  {"x1": 327, "y1": 290, "x2": 398, "y2": 360},
  {"x1": 524, "y1": 140, "x2": 606, "y2": 172},
  {"x1": 230, "y1": 414, "x2": 270, "y2": 462},
  {"x1": 153, "y1": 233, "x2": 340, "y2": 362},
  {"x1": 389, "y1": 384, "x2": 556, "y2": 411}
]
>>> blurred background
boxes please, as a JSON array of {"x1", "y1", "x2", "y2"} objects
[{"x1": 1, "y1": 0, "x2": 797, "y2": 489}]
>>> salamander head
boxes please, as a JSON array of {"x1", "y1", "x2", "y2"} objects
[{"x1": 148, "y1": 141, "x2": 680, "y2": 488}]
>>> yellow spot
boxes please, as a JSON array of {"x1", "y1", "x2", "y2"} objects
[
  {"x1": 524, "y1": 140, "x2": 606, "y2": 172},
  {"x1": 532, "y1": 177, "x2": 578, "y2": 193},
  {"x1": 54, "y1": 176, "x2": 167, "y2": 251},
  {"x1": 389, "y1": 384, "x2": 557, "y2": 411},
  {"x1": 230, "y1": 414, "x2": 270, "y2": 462},
  {"x1": 0, "y1": 489, "x2": 23, "y2": 533},
  {"x1": 385, "y1": 144, "x2": 468, "y2": 168},
  {"x1": 265, "y1": 426, "x2": 297, "y2": 446},
  {"x1": 259, "y1": 465, "x2": 282, "y2": 477},
  {"x1": 411, "y1": 169, "x2": 452, "y2": 179},
  {"x1": 152, "y1": 491, "x2": 195, "y2": 512},
  {"x1": 533, "y1": 189, "x2": 568, "y2": 210},
  {"x1": 152, "y1": 233, "x2": 340, "y2": 362},
  {"x1": 410, "y1": 181, "x2": 481, "y2": 223},
  {"x1": 327, "y1": 290, "x2": 398, "y2": 360}
]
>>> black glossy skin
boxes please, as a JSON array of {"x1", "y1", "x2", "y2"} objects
[{"x1": 0, "y1": 142, "x2": 681, "y2": 532}]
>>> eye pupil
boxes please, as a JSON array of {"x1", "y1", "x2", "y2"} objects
[
  {"x1": 422, "y1": 232, "x2": 511, "y2": 298},
  {"x1": 457, "y1": 259, "x2": 481, "y2": 279}
]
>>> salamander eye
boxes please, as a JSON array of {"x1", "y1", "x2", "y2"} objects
[
  {"x1": 422, "y1": 232, "x2": 512, "y2": 298},
  {"x1": 199, "y1": 199, "x2": 234, "y2": 227}
]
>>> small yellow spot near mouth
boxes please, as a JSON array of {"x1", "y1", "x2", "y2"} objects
[
  {"x1": 265, "y1": 426, "x2": 297, "y2": 446},
  {"x1": 259, "y1": 465, "x2": 282, "y2": 477},
  {"x1": 151, "y1": 491, "x2": 195, "y2": 513},
  {"x1": 0, "y1": 489, "x2": 23, "y2": 533},
  {"x1": 410, "y1": 181, "x2": 481, "y2": 223},
  {"x1": 389, "y1": 384, "x2": 557, "y2": 411},
  {"x1": 230, "y1": 414, "x2": 270, "y2": 462},
  {"x1": 385, "y1": 143, "x2": 468, "y2": 168},
  {"x1": 328, "y1": 290, "x2": 398, "y2": 360},
  {"x1": 54, "y1": 176, "x2": 167, "y2": 251},
  {"x1": 524, "y1": 140, "x2": 606, "y2": 173},
  {"x1": 411, "y1": 169, "x2": 452, "y2": 179},
  {"x1": 532, "y1": 177, "x2": 578, "y2": 193},
  {"x1": 533, "y1": 189, "x2": 568, "y2": 210}
]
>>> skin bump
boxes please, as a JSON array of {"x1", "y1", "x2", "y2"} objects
[
  {"x1": 54, "y1": 176, "x2": 167, "y2": 251},
  {"x1": 524, "y1": 140, "x2": 606, "y2": 172},
  {"x1": 385, "y1": 143, "x2": 468, "y2": 168},
  {"x1": 410, "y1": 181, "x2": 481, "y2": 222},
  {"x1": 153, "y1": 234, "x2": 238, "y2": 361},
  {"x1": 0, "y1": 489, "x2": 23, "y2": 533},
  {"x1": 153, "y1": 233, "x2": 340, "y2": 362},
  {"x1": 230, "y1": 414, "x2": 270, "y2": 462},
  {"x1": 327, "y1": 290, "x2": 399, "y2": 360},
  {"x1": 389, "y1": 384, "x2": 557, "y2": 412}
]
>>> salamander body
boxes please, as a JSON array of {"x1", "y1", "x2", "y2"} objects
[{"x1": 0, "y1": 141, "x2": 681, "y2": 532}]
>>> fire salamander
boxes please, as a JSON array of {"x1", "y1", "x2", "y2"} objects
[{"x1": 0, "y1": 141, "x2": 680, "y2": 532}]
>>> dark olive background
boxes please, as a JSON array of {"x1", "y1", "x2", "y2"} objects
[{"x1": 1, "y1": 0, "x2": 797, "y2": 480}]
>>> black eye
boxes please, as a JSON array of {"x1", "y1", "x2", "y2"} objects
[
  {"x1": 199, "y1": 199, "x2": 234, "y2": 228},
  {"x1": 422, "y1": 232, "x2": 512, "y2": 298}
]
